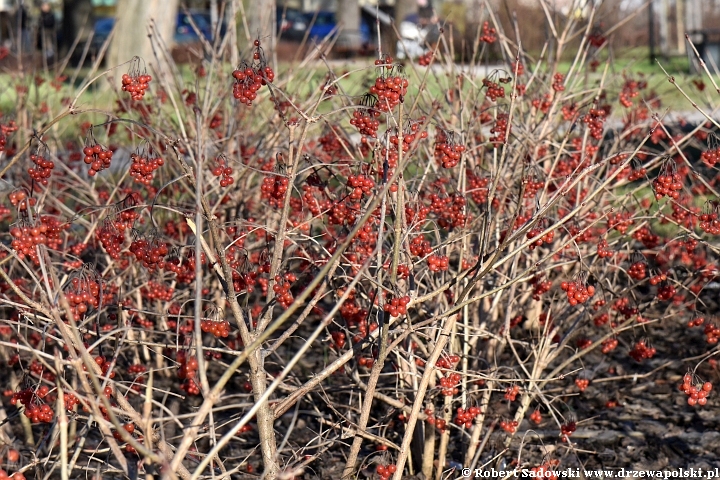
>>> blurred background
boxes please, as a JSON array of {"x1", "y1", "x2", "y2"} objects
[{"x1": 0, "y1": 0, "x2": 717, "y2": 72}]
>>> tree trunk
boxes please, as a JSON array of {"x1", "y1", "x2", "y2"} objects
[
  {"x1": 337, "y1": 0, "x2": 362, "y2": 53},
  {"x1": 60, "y1": 0, "x2": 93, "y2": 59},
  {"x1": 107, "y1": 0, "x2": 179, "y2": 75}
]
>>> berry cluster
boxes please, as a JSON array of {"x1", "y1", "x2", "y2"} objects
[
  {"x1": 700, "y1": 147, "x2": 720, "y2": 167},
  {"x1": 454, "y1": 406, "x2": 481, "y2": 428},
  {"x1": 272, "y1": 272, "x2": 297, "y2": 308},
  {"x1": 210, "y1": 155, "x2": 234, "y2": 187},
  {"x1": 232, "y1": 40, "x2": 275, "y2": 106},
  {"x1": 83, "y1": 140, "x2": 114, "y2": 176},
  {"x1": 648, "y1": 271, "x2": 668, "y2": 286},
  {"x1": 10, "y1": 216, "x2": 66, "y2": 263},
  {"x1": 418, "y1": 51, "x2": 434, "y2": 66},
  {"x1": 530, "y1": 409, "x2": 542, "y2": 424},
  {"x1": 177, "y1": 352, "x2": 200, "y2": 395},
  {"x1": 597, "y1": 239, "x2": 613, "y2": 258},
  {"x1": 704, "y1": 323, "x2": 720, "y2": 344},
  {"x1": 8, "y1": 190, "x2": 36, "y2": 211},
  {"x1": 424, "y1": 409, "x2": 447, "y2": 432},
  {"x1": 97, "y1": 218, "x2": 125, "y2": 259},
  {"x1": 489, "y1": 113, "x2": 509, "y2": 146},
  {"x1": 347, "y1": 174, "x2": 374, "y2": 200},
  {"x1": 330, "y1": 331, "x2": 346, "y2": 349},
  {"x1": 121, "y1": 57, "x2": 151, "y2": 100},
  {"x1": 261, "y1": 174, "x2": 289, "y2": 208},
  {"x1": 560, "y1": 421, "x2": 577, "y2": 438},
  {"x1": 656, "y1": 282, "x2": 676, "y2": 301},
  {"x1": 629, "y1": 340, "x2": 656, "y2": 362},
  {"x1": 552, "y1": 73, "x2": 565, "y2": 92},
  {"x1": 88, "y1": 355, "x2": 115, "y2": 379},
  {"x1": 375, "y1": 463, "x2": 398, "y2": 480},
  {"x1": 64, "y1": 268, "x2": 103, "y2": 321},
  {"x1": 699, "y1": 206, "x2": 720, "y2": 235},
  {"x1": 427, "y1": 254, "x2": 449, "y2": 272},
  {"x1": 575, "y1": 378, "x2": 590, "y2": 392},
  {"x1": 11, "y1": 386, "x2": 53, "y2": 423},
  {"x1": 433, "y1": 129, "x2": 465, "y2": 168},
  {"x1": 28, "y1": 149, "x2": 54, "y2": 186},
  {"x1": 504, "y1": 385, "x2": 520, "y2": 401},
  {"x1": 522, "y1": 176, "x2": 545, "y2": 198},
  {"x1": 439, "y1": 372, "x2": 461, "y2": 396},
  {"x1": 480, "y1": 21, "x2": 497, "y2": 43},
  {"x1": 129, "y1": 148, "x2": 163, "y2": 184},
  {"x1": 129, "y1": 234, "x2": 169, "y2": 270},
  {"x1": 652, "y1": 161, "x2": 683, "y2": 200},
  {"x1": 350, "y1": 107, "x2": 380, "y2": 138},
  {"x1": 201, "y1": 318, "x2": 230, "y2": 337},
  {"x1": 531, "y1": 275, "x2": 551, "y2": 300},
  {"x1": 581, "y1": 108, "x2": 606, "y2": 140},
  {"x1": 601, "y1": 338, "x2": 618, "y2": 353},
  {"x1": 499, "y1": 419, "x2": 519, "y2": 433},
  {"x1": 383, "y1": 295, "x2": 410, "y2": 317},
  {"x1": 482, "y1": 77, "x2": 505, "y2": 102},
  {"x1": 560, "y1": 278, "x2": 595, "y2": 305},
  {"x1": 369, "y1": 57, "x2": 408, "y2": 112},
  {"x1": 628, "y1": 257, "x2": 647, "y2": 280},
  {"x1": 526, "y1": 225, "x2": 554, "y2": 250},
  {"x1": 680, "y1": 373, "x2": 712, "y2": 407}
]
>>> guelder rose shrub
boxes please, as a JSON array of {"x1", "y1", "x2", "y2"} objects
[{"x1": 0, "y1": 18, "x2": 717, "y2": 480}]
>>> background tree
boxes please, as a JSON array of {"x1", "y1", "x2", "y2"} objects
[
  {"x1": 246, "y1": 0, "x2": 275, "y2": 54},
  {"x1": 108, "y1": 0, "x2": 179, "y2": 75},
  {"x1": 337, "y1": 0, "x2": 362, "y2": 53}
]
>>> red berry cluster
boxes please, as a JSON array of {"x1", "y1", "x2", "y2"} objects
[
  {"x1": 64, "y1": 269, "x2": 102, "y2": 321},
  {"x1": 351, "y1": 95, "x2": 381, "y2": 137},
  {"x1": 97, "y1": 218, "x2": 125, "y2": 259},
  {"x1": 531, "y1": 275, "x2": 551, "y2": 300},
  {"x1": 619, "y1": 78, "x2": 642, "y2": 107},
  {"x1": 10, "y1": 216, "x2": 66, "y2": 264},
  {"x1": 87, "y1": 355, "x2": 115, "y2": 379},
  {"x1": 129, "y1": 234, "x2": 169, "y2": 270},
  {"x1": 656, "y1": 282, "x2": 676, "y2": 301},
  {"x1": 11, "y1": 386, "x2": 53, "y2": 423},
  {"x1": 489, "y1": 113, "x2": 509, "y2": 146},
  {"x1": 129, "y1": 150, "x2": 163, "y2": 185},
  {"x1": 628, "y1": 258, "x2": 647, "y2": 280},
  {"x1": 375, "y1": 463, "x2": 398, "y2": 479},
  {"x1": 575, "y1": 378, "x2": 590, "y2": 392},
  {"x1": 560, "y1": 420, "x2": 576, "y2": 438},
  {"x1": 370, "y1": 57, "x2": 408, "y2": 112},
  {"x1": 601, "y1": 338, "x2": 618, "y2": 354},
  {"x1": 652, "y1": 162, "x2": 683, "y2": 200},
  {"x1": 482, "y1": 77, "x2": 505, "y2": 102},
  {"x1": 687, "y1": 315, "x2": 705, "y2": 328},
  {"x1": 201, "y1": 318, "x2": 230, "y2": 337},
  {"x1": 436, "y1": 354, "x2": 460, "y2": 370},
  {"x1": 700, "y1": 147, "x2": 720, "y2": 167},
  {"x1": 418, "y1": 51, "x2": 434, "y2": 66},
  {"x1": 522, "y1": 176, "x2": 544, "y2": 198},
  {"x1": 480, "y1": 21, "x2": 496, "y2": 43},
  {"x1": 8, "y1": 189, "x2": 35, "y2": 211},
  {"x1": 648, "y1": 271, "x2": 668, "y2": 286},
  {"x1": 500, "y1": 419, "x2": 519, "y2": 433},
  {"x1": 427, "y1": 254, "x2": 449, "y2": 272},
  {"x1": 552, "y1": 73, "x2": 565, "y2": 92},
  {"x1": 704, "y1": 323, "x2": 720, "y2": 344},
  {"x1": 439, "y1": 372, "x2": 461, "y2": 396},
  {"x1": 504, "y1": 385, "x2": 520, "y2": 401},
  {"x1": 424, "y1": 409, "x2": 447, "y2": 432},
  {"x1": 177, "y1": 352, "x2": 200, "y2": 395},
  {"x1": 629, "y1": 340, "x2": 656, "y2": 362},
  {"x1": 433, "y1": 128, "x2": 465, "y2": 168},
  {"x1": 699, "y1": 206, "x2": 720, "y2": 235},
  {"x1": 331, "y1": 331, "x2": 346, "y2": 349},
  {"x1": 261, "y1": 174, "x2": 289, "y2": 208},
  {"x1": 560, "y1": 278, "x2": 595, "y2": 305},
  {"x1": 454, "y1": 406, "x2": 481, "y2": 428},
  {"x1": 347, "y1": 174, "x2": 374, "y2": 200},
  {"x1": 210, "y1": 155, "x2": 234, "y2": 187},
  {"x1": 680, "y1": 373, "x2": 712, "y2": 406},
  {"x1": 597, "y1": 239, "x2": 613, "y2": 258},
  {"x1": 530, "y1": 409, "x2": 542, "y2": 424},
  {"x1": 627, "y1": 163, "x2": 647, "y2": 181},
  {"x1": 581, "y1": 108, "x2": 605, "y2": 140},
  {"x1": 83, "y1": 141, "x2": 114, "y2": 176},
  {"x1": 121, "y1": 73, "x2": 151, "y2": 101},
  {"x1": 28, "y1": 150, "x2": 54, "y2": 186},
  {"x1": 383, "y1": 295, "x2": 410, "y2": 317},
  {"x1": 526, "y1": 225, "x2": 553, "y2": 250},
  {"x1": 232, "y1": 40, "x2": 275, "y2": 106},
  {"x1": 121, "y1": 57, "x2": 151, "y2": 100},
  {"x1": 272, "y1": 272, "x2": 297, "y2": 308}
]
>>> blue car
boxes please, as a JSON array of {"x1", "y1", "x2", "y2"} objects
[
  {"x1": 304, "y1": 11, "x2": 373, "y2": 46},
  {"x1": 92, "y1": 11, "x2": 223, "y2": 52}
]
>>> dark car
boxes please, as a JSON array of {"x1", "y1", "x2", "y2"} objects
[
  {"x1": 92, "y1": 11, "x2": 224, "y2": 53},
  {"x1": 276, "y1": 7, "x2": 307, "y2": 42},
  {"x1": 303, "y1": 11, "x2": 373, "y2": 45}
]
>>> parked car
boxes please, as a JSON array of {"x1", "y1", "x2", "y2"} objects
[
  {"x1": 276, "y1": 6, "x2": 307, "y2": 42},
  {"x1": 91, "y1": 10, "x2": 224, "y2": 53},
  {"x1": 303, "y1": 11, "x2": 373, "y2": 47}
]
